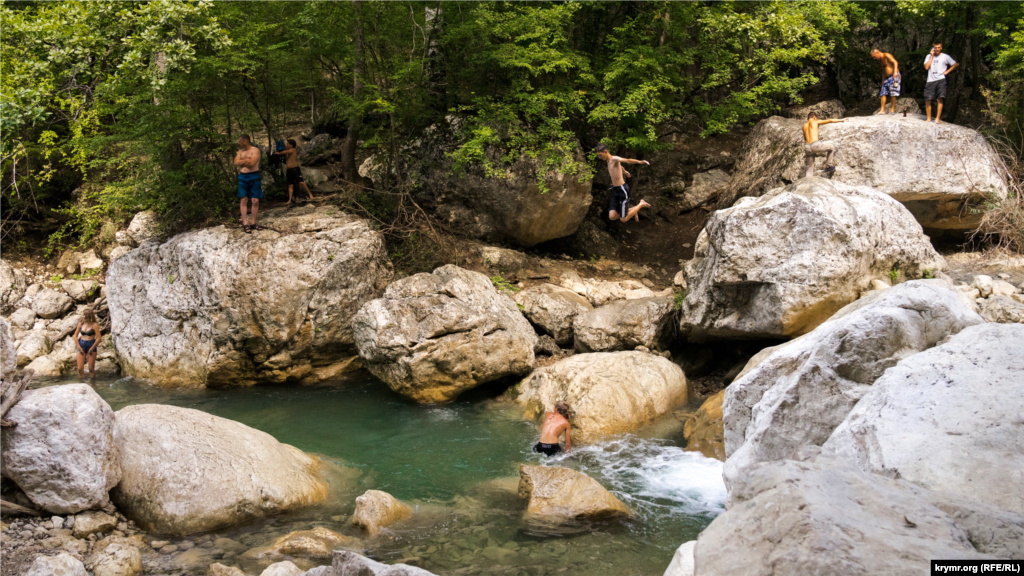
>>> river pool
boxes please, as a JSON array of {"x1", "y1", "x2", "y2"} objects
[{"x1": 38, "y1": 374, "x2": 725, "y2": 576}]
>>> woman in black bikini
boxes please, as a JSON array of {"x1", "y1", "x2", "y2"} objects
[{"x1": 75, "y1": 308, "x2": 101, "y2": 379}]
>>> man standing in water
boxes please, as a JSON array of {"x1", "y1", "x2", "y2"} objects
[
  {"x1": 234, "y1": 134, "x2": 263, "y2": 233},
  {"x1": 802, "y1": 112, "x2": 846, "y2": 178},
  {"x1": 595, "y1": 143, "x2": 651, "y2": 223},
  {"x1": 923, "y1": 42, "x2": 958, "y2": 124},
  {"x1": 534, "y1": 402, "x2": 572, "y2": 457},
  {"x1": 871, "y1": 48, "x2": 901, "y2": 115}
]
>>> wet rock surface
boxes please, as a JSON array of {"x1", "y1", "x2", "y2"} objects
[
  {"x1": 518, "y1": 465, "x2": 631, "y2": 524},
  {"x1": 351, "y1": 490, "x2": 413, "y2": 536}
]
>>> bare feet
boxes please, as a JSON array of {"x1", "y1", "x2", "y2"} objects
[{"x1": 935, "y1": 119, "x2": 942, "y2": 125}]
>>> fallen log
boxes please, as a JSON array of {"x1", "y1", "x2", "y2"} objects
[{"x1": 0, "y1": 499, "x2": 42, "y2": 517}]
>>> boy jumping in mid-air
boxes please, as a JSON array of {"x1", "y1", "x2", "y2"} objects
[
  {"x1": 271, "y1": 139, "x2": 316, "y2": 205},
  {"x1": 595, "y1": 143, "x2": 650, "y2": 222}
]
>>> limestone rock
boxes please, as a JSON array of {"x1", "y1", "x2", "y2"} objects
[
  {"x1": 301, "y1": 167, "x2": 329, "y2": 189},
  {"x1": 88, "y1": 541, "x2": 143, "y2": 576},
  {"x1": 1, "y1": 384, "x2": 121, "y2": 513},
  {"x1": 783, "y1": 99, "x2": 846, "y2": 120},
  {"x1": 126, "y1": 211, "x2": 158, "y2": 245},
  {"x1": 1, "y1": 259, "x2": 27, "y2": 313},
  {"x1": 61, "y1": 279, "x2": 99, "y2": 302},
  {"x1": 980, "y1": 295, "x2": 1024, "y2": 323},
  {"x1": 663, "y1": 541, "x2": 696, "y2": 576},
  {"x1": 106, "y1": 206, "x2": 392, "y2": 387},
  {"x1": 29, "y1": 287, "x2": 74, "y2": 319},
  {"x1": 723, "y1": 281, "x2": 983, "y2": 486},
  {"x1": 78, "y1": 250, "x2": 104, "y2": 274},
  {"x1": 514, "y1": 284, "x2": 593, "y2": 346},
  {"x1": 353, "y1": 265, "x2": 536, "y2": 403},
  {"x1": 25, "y1": 353, "x2": 65, "y2": 376},
  {"x1": 573, "y1": 296, "x2": 674, "y2": 352},
  {"x1": 1, "y1": 317, "x2": 15, "y2": 377},
  {"x1": 680, "y1": 169, "x2": 730, "y2": 212},
  {"x1": 683, "y1": 390, "x2": 725, "y2": 461},
  {"x1": 352, "y1": 490, "x2": 413, "y2": 535},
  {"x1": 208, "y1": 564, "x2": 247, "y2": 576},
  {"x1": 558, "y1": 271, "x2": 656, "y2": 306},
  {"x1": 973, "y1": 274, "x2": 995, "y2": 297},
  {"x1": 823, "y1": 323, "x2": 1024, "y2": 514},
  {"x1": 512, "y1": 351, "x2": 687, "y2": 442},
  {"x1": 109, "y1": 245, "x2": 132, "y2": 263},
  {"x1": 244, "y1": 527, "x2": 360, "y2": 561},
  {"x1": 16, "y1": 330, "x2": 51, "y2": 367},
  {"x1": 992, "y1": 279, "x2": 1020, "y2": 297},
  {"x1": 260, "y1": 561, "x2": 304, "y2": 576},
  {"x1": 518, "y1": 465, "x2": 631, "y2": 523},
  {"x1": 112, "y1": 404, "x2": 331, "y2": 535},
  {"x1": 549, "y1": 219, "x2": 619, "y2": 259},
  {"x1": 10, "y1": 306, "x2": 36, "y2": 329},
  {"x1": 694, "y1": 457, "x2": 995, "y2": 576},
  {"x1": 328, "y1": 550, "x2": 438, "y2": 576},
  {"x1": 72, "y1": 511, "x2": 118, "y2": 538},
  {"x1": 24, "y1": 552, "x2": 89, "y2": 576},
  {"x1": 724, "y1": 115, "x2": 1009, "y2": 232},
  {"x1": 680, "y1": 178, "x2": 946, "y2": 341}
]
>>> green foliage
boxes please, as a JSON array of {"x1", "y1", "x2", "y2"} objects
[
  {"x1": 673, "y1": 288, "x2": 686, "y2": 311},
  {"x1": 490, "y1": 273, "x2": 519, "y2": 295},
  {"x1": 922, "y1": 268, "x2": 935, "y2": 279},
  {"x1": 888, "y1": 267, "x2": 900, "y2": 284}
]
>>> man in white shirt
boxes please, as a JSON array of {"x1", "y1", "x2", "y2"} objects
[{"x1": 923, "y1": 42, "x2": 959, "y2": 124}]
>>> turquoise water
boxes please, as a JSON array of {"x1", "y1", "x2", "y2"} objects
[{"x1": 43, "y1": 374, "x2": 725, "y2": 576}]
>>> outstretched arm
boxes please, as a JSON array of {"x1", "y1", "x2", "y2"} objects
[
  {"x1": 818, "y1": 119, "x2": 847, "y2": 125},
  {"x1": 617, "y1": 157, "x2": 651, "y2": 166}
]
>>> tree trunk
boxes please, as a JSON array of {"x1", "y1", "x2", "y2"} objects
[
  {"x1": 968, "y1": 5, "x2": 982, "y2": 100},
  {"x1": 341, "y1": 0, "x2": 365, "y2": 184}
]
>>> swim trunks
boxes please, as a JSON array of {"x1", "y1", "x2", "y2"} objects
[
  {"x1": 533, "y1": 442, "x2": 562, "y2": 457},
  {"x1": 79, "y1": 339, "x2": 96, "y2": 354},
  {"x1": 924, "y1": 78, "x2": 947, "y2": 100},
  {"x1": 608, "y1": 183, "x2": 629, "y2": 217},
  {"x1": 237, "y1": 172, "x2": 263, "y2": 199},
  {"x1": 286, "y1": 167, "x2": 304, "y2": 187},
  {"x1": 880, "y1": 73, "x2": 901, "y2": 97}
]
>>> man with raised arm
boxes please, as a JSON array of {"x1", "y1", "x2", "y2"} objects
[
  {"x1": 596, "y1": 143, "x2": 651, "y2": 223},
  {"x1": 802, "y1": 112, "x2": 847, "y2": 178},
  {"x1": 923, "y1": 42, "x2": 958, "y2": 124},
  {"x1": 534, "y1": 402, "x2": 572, "y2": 457},
  {"x1": 234, "y1": 134, "x2": 263, "y2": 234},
  {"x1": 871, "y1": 48, "x2": 901, "y2": 115}
]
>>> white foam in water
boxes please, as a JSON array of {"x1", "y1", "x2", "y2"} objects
[{"x1": 566, "y1": 436, "x2": 727, "y2": 518}]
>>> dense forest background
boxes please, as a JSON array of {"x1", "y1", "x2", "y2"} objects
[{"x1": 2, "y1": 0, "x2": 1022, "y2": 256}]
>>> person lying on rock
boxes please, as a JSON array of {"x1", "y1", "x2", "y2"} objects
[
  {"x1": 75, "y1": 307, "x2": 101, "y2": 380},
  {"x1": 595, "y1": 143, "x2": 651, "y2": 223},
  {"x1": 234, "y1": 134, "x2": 264, "y2": 234},
  {"x1": 923, "y1": 42, "x2": 958, "y2": 124},
  {"x1": 534, "y1": 402, "x2": 572, "y2": 457},
  {"x1": 270, "y1": 138, "x2": 316, "y2": 206},
  {"x1": 871, "y1": 48, "x2": 901, "y2": 115},
  {"x1": 802, "y1": 112, "x2": 846, "y2": 178}
]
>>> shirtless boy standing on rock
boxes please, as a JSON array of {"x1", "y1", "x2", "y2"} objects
[
  {"x1": 871, "y1": 48, "x2": 901, "y2": 115},
  {"x1": 596, "y1": 143, "x2": 650, "y2": 222},
  {"x1": 534, "y1": 402, "x2": 572, "y2": 457},
  {"x1": 802, "y1": 112, "x2": 846, "y2": 178}
]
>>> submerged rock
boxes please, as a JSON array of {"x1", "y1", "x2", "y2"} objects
[
  {"x1": 515, "y1": 283, "x2": 593, "y2": 346},
  {"x1": 1, "y1": 384, "x2": 121, "y2": 514},
  {"x1": 353, "y1": 265, "x2": 536, "y2": 403},
  {"x1": 572, "y1": 296, "x2": 675, "y2": 352},
  {"x1": 518, "y1": 465, "x2": 631, "y2": 523},
  {"x1": 680, "y1": 178, "x2": 946, "y2": 341},
  {"x1": 106, "y1": 206, "x2": 392, "y2": 388},
  {"x1": 352, "y1": 490, "x2": 413, "y2": 535},
  {"x1": 244, "y1": 527, "x2": 360, "y2": 562},
  {"x1": 723, "y1": 281, "x2": 982, "y2": 486},
  {"x1": 824, "y1": 322, "x2": 1024, "y2": 515},
  {"x1": 725, "y1": 114, "x2": 1009, "y2": 232},
  {"x1": 512, "y1": 351, "x2": 687, "y2": 442},
  {"x1": 316, "y1": 549, "x2": 438, "y2": 575},
  {"x1": 208, "y1": 565, "x2": 247, "y2": 576},
  {"x1": 112, "y1": 404, "x2": 331, "y2": 535},
  {"x1": 694, "y1": 456, "x2": 998, "y2": 575}
]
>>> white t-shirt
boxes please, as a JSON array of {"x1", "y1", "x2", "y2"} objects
[{"x1": 925, "y1": 53, "x2": 956, "y2": 83}]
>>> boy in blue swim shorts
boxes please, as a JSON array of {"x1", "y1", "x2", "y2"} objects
[
  {"x1": 234, "y1": 134, "x2": 263, "y2": 233},
  {"x1": 871, "y1": 49, "x2": 900, "y2": 115}
]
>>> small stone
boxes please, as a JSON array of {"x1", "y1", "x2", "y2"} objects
[
  {"x1": 178, "y1": 540, "x2": 195, "y2": 550},
  {"x1": 52, "y1": 516, "x2": 65, "y2": 529},
  {"x1": 72, "y1": 511, "x2": 118, "y2": 538},
  {"x1": 998, "y1": 273, "x2": 1011, "y2": 280},
  {"x1": 116, "y1": 522, "x2": 127, "y2": 532},
  {"x1": 160, "y1": 544, "x2": 179, "y2": 554},
  {"x1": 150, "y1": 540, "x2": 169, "y2": 549},
  {"x1": 64, "y1": 517, "x2": 75, "y2": 530}
]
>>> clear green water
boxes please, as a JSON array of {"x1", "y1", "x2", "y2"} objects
[{"x1": 41, "y1": 374, "x2": 726, "y2": 576}]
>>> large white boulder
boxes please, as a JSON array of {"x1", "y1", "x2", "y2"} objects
[
  {"x1": 511, "y1": 351, "x2": 687, "y2": 442},
  {"x1": 573, "y1": 296, "x2": 675, "y2": 352},
  {"x1": 1, "y1": 384, "x2": 121, "y2": 513},
  {"x1": 694, "y1": 456, "x2": 1003, "y2": 575},
  {"x1": 15, "y1": 330, "x2": 51, "y2": 367},
  {"x1": 663, "y1": 541, "x2": 696, "y2": 576},
  {"x1": 679, "y1": 178, "x2": 946, "y2": 341},
  {"x1": 353, "y1": 265, "x2": 536, "y2": 403},
  {"x1": 723, "y1": 281, "x2": 983, "y2": 486},
  {"x1": 111, "y1": 404, "x2": 331, "y2": 535},
  {"x1": 106, "y1": 206, "x2": 392, "y2": 387},
  {"x1": 823, "y1": 322, "x2": 1024, "y2": 515},
  {"x1": 725, "y1": 114, "x2": 1009, "y2": 232},
  {"x1": 514, "y1": 283, "x2": 593, "y2": 346}
]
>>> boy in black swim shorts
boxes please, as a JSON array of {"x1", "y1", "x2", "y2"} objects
[
  {"x1": 595, "y1": 143, "x2": 651, "y2": 222},
  {"x1": 271, "y1": 139, "x2": 316, "y2": 205}
]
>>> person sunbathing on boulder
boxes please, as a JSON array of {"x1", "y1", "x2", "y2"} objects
[
  {"x1": 802, "y1": 112, "x2": 846, "y2": 178},
  {"x1": 534, "y1": 402, "x2": 572, "y2": 457},
  {"x1": 270, "y1": 139, "x2": 316, "y2": 206},
  {"x1": 871, "y1": 49, "x2": 901, "y2": 115},
  {"x1": 596, "y1": 143, "x2": 650, "y2": 223}
]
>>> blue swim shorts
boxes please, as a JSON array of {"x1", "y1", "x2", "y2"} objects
[
  {"x1": 237, "y1": 172, "x2": 263, "y2": 199},
  {"x1": 880, "y1": 73, "x2": 901, "y2": 97}
]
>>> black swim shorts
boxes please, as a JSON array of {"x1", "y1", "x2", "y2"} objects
[
  {"x1": 608, "y1": 184, "x2": 629, "y2": 217},
  {"x1": 924, "y1": 78, "x2": 947, "y2": 100},
  {"x1": 533, "y1": 442, "x2": 562, "y2": 457},
  {"x1": 286, "y1": 167, "x2": 305, "y2": 187}
]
